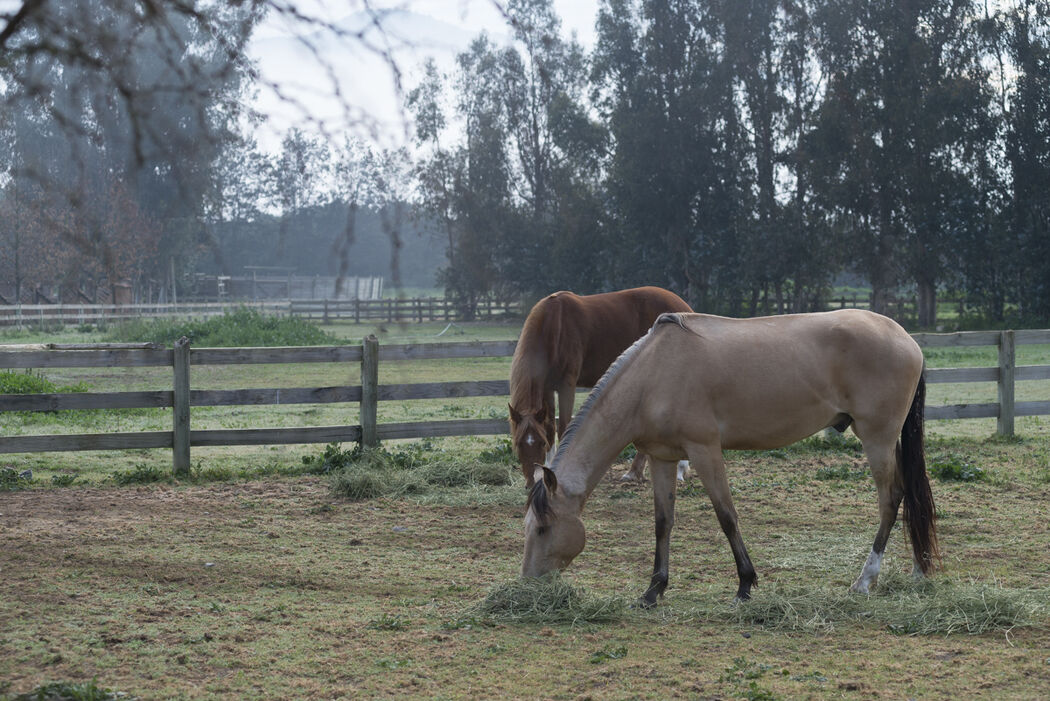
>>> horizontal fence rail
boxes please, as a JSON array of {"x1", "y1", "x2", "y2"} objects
[
  {"x1": 0, "y1": 297, "x2": 523, "y2": 327},
  {"x1": 1, "y1": 329, "x2": 1048, "y2": 474}
]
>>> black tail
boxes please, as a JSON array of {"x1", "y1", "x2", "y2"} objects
[{"x1": 901, "y1": 372, "x2": 938, "y2": 574}]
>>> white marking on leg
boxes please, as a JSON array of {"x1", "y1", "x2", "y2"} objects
[
  {"x1": 912, "y1": 555, "x2": 926, "y2": 580},
  {"x1": 676, "y1": 460, "x2": 690, "y2": 482},
  {"x1": 850, "y1": 550, "x2": 883, "y2": 594}
]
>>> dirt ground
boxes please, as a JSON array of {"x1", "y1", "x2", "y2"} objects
[{"x1": 3, "y1": 448, "x2": 1050, "y2": 699}]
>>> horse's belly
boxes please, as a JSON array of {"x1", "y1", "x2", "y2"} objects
[{"x1": 716, "y1": 403, "x2": 838, "y2": 451}]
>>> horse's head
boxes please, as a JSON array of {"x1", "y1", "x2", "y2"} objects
[
  {"x1": 521, "y1": 466, "x2": 586, "y2": 578},
  {"x1": 509, "y1": 403, "x2": 556, "y2": 486}
]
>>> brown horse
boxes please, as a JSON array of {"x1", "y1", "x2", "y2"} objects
[
  {"x1": 508, "y1": 286, "x2": 692, "y2": 486},
  {"x1": 521, "y1": 309, "x2": 937, "y2": 606}
]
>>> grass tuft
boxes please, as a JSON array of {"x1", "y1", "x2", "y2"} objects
[
  {"x1": 108, "y1": 463, "x2": 172, "y2": 486},
  {"x1": 929, "y1": 454, "x2": 985, "y2": 482},
  {"x1": 0, "y1": 370, "x2": 89, "y2": 394},
  {"x1": 6, "y1": 679, "x2": 135, "y2": 700},
  {"x1": 470, "y1": 573, "x2": 627, "y2": 625},
  {"x1": 323, "y1": 442, "x2": 513, "y2": 502},
  {"x1": 721, "y1": 574, "x2": 1045, "y2": 635}
]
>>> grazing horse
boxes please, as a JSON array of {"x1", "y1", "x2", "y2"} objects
[
  {"x1": 521, "y1": 309, "x2": 937, "y2": 605},
  {"x1": 508, "y1": 286, "x2": 692, "y2": 487}
]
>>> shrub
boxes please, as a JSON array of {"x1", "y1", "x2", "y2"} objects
[
  {"x1": 0, "y1": 467, "x2": 34, "y2": 491},
  {"x1": 929, "y1": 455, "x2": 985, "y2": 482},
  {"x1": 104, "y1": 307, "x2": 336, "y2": 347},
  {"x1": 109, "y1": 463, "x2": 171, "y2": 486},
  {"x1": 0, "y1": 370, "x2": 88, "y2": 394}
]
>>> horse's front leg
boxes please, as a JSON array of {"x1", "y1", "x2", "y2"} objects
[
  {"x1": 689, "y1": 443, "x2": 758, "y2": 601},
  {"x1": 641, "y1": 459, "x2": 677, "y2": 607}
]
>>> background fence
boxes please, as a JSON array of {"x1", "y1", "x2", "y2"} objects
[
  {"x1": 1, "y1": 329, "x2": 1048, "y2": 474},
  {"x1": 0, "y1": 297, "x2": 523, "y2": 328}
]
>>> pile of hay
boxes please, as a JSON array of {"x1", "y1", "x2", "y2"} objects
[{"x1": 472, "y1": 574, "x2": 627, "y2": 625}]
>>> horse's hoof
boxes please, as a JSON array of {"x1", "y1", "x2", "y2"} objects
[
  {"x1": 620, "y1": 473, "x2": 641, "y2": 482},
  {"x1": 849, "y1": 580, "x2": 871, "y2": 595}
]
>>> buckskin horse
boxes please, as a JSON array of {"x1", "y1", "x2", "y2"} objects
[
  {"x1": 508, "y1": 286, "x2": 692, "y2": 487},
  {"x1": 521, "y1": 309, "x2": 937, "y2": 605}
]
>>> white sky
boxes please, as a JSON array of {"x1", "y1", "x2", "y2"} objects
[{"x1": 249, "y1": 0, "x2": 602, "y2": 149}]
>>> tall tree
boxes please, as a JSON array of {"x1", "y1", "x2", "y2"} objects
[
  {"x1": 810, "y1": 0, "x2": 993, "y2": 325},
  {"x1": 1003, "y1": 0, "x2": 1050, "y2": 319}
]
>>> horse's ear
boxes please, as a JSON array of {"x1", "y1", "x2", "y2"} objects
[
  {"x1": 509, "y1": 404, "x2": 522, "y2": 423},
  {"x1": 532, "y1": 465, "x2": 546, "y2": 489},
  {"x1": 535, "y1": 464, "x2": 557, "y2": 492}
]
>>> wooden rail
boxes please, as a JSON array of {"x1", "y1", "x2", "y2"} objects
[
  {"x1": 0, "y1": 329, "x2": 1048, "y2": 474},
  {"x1": 0, "y1": 297, "x2": 522, "y2": 327}
]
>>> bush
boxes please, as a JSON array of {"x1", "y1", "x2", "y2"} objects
[
  {"x1": 929, "y1": 454, "x2": 985, "y2": 482},
  {"x1": 0, "y1": 370, "x2": 88, "y2": 394},
  {"x1": 0, "y1": 467, "x2": 34, "y2": 491},
  {"x1": 103, "y1": 307, "x2": 336, "y2": 347},
  {"x1": 109, "y1": 463, "x2": 171, "y2": 486}
]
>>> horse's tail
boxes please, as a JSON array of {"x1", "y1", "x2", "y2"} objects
[{"x1": 900, "y1": 370, "x2": 939, "y2": 574}]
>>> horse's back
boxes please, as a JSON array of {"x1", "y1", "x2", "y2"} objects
[
  {"x1": 638, "y1": 310, "x2": 923, "y2": 450},
  {"x1": 573, "y1": 287, "x2": 692, "y2": 384}
]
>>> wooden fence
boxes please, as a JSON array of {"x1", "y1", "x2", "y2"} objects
[
  {"x1": 0, "y1": 297, "x2": 522, "y2": 328},
  {"x1": 0, "y1": 329, "x2": 1048, "y2": 474}
]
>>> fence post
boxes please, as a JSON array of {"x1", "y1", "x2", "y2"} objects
[
  {"x1": 997, "y1": 329, "x2": 1015, "y2": 437},
  {"x1": 360, "y1": 335, "x2": 379, "y2": 447},
  {"x1": 173, "y1": 336, "x2": 192, "y2": 476}
]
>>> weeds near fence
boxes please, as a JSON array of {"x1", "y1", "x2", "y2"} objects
[
  {"x1": 321, "y1": 441, "x2": 515, "y2": 502},
  {"x1": 0, "y1": 370, "x2": 88, "y2": 395}
]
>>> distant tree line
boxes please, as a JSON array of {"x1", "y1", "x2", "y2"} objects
[
  {"x1": 411, "y1": 0, "x2": 1050, "y2": 326},
  {"x1": 2, "y1": 0, "x2": 1048, "y2": 326}
]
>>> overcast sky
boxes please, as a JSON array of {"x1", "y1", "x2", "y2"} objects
[{"x1": 250, "y1": 0, "x2": 602, "y2": 149}]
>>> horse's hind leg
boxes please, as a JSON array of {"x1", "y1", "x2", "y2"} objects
[
  {"x1": 641, "y1": 458, "x2": 677, "y2": 607},
  {"x1": 850, "y1": 436, "x2": 904, "y2": 594},
  {"x1": 621, "y1": 451, "x2": 647, "y2": 481},
  {"x1": 689, "y1": 443, "x2": 758, "y2": 601}
]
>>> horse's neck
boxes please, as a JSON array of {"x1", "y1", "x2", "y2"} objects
[{"x1": 554, "y1": 393, "x2": 641, "y2": 500}]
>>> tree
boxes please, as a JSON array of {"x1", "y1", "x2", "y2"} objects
[
  {"x1": 809, "y1": 0, "x2": 994, "y2": 326},
  {"x1": 1003, "y1": 0, "x2": 1050, "y2": 319}
]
